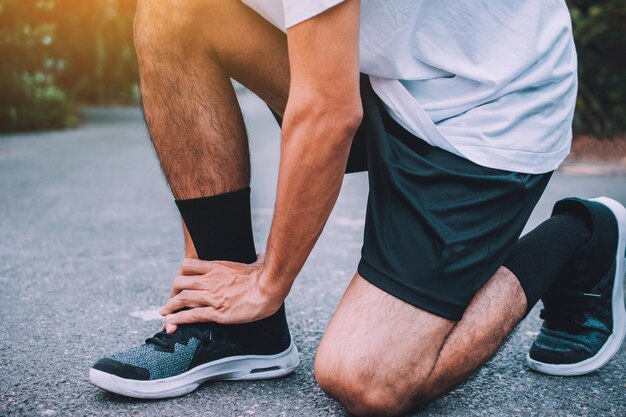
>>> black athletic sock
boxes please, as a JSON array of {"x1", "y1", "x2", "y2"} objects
[
  {"x1": 503, "y1": 212, "x2": 592, "y2": 315},
  {"x1": 174, "y1": 187, "x2": 289, "y2": 346},
  {"x1": 175, "y1": 188, "x2": 256, "y2": 263}
]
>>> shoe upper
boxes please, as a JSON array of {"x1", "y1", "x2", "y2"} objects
[
  {"x1": 530, "y1": 265, "x2": 615, "y2": 364},
  {"x1": 92, "y1": 305, "x2": 291, "y2": 381},
  {"x1": 92, "y1": 323, "x2": 210, "y2": 380},
  {"x1": 530, "y1": 198, "x2": 619, "y2": 365}
]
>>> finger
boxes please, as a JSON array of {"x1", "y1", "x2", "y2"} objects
[
  {"x1": 161, "y1": 290, "x2": 206, "y2": 315},
  {"x1": 170, "y1": 274, "x2": 206, "y2": 297},
  {"x1": 160, "y1": 290, "x2": 215, "y2": 315},
  {"x1": 180, "y1": 258, "x2": 214, "y2": 275},
  {"x1": 165, "y1": 322, "x2": 178, "y2": 334},
  {"x1": 165, "y1": 307, "x2": 218, "y2": 326},
  {"x1": 255, "y1": 252, "x2": 266, "y2": 263}
]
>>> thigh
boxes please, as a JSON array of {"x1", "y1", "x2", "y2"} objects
[
  {"x1": 211, "y1": 2, "x2": 291, "y2": 115},
  {"x1": 315, "y1": 273, "x2": 455, "y2": 411},
  {"x1": 136, "y1": 0, "x2": 291, "y2": 114}
]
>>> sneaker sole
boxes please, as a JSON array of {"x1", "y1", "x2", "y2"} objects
[
  {"x1": 526, "y1": 196, "x2": 626, "y2": 376},
  {"x1": 89, "y1": 340, "x2": 300, "y2": 399}
]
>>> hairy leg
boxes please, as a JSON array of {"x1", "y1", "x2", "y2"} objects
[
  {"x1": 134, "y1": 0, "x2": 290, "y2": 200},
  {"x1": 423, "y1": 267, "x2": 526, "y2": 401},
  {"x1": 315, "y1": 274, "x2": 455, "y2": 416},
  {"x1": 315, "y1": 268, "x2": 526, "y2": 416}
]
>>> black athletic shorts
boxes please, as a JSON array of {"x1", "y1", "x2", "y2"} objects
[{"x1": 272, "y1": 75, "x2": 552, "y2": 321}]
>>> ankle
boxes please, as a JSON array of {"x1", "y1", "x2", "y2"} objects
[{"x1": 225, "y1": 304, "x2": 291, "y2": 352}]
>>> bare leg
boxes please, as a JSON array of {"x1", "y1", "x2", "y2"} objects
[
  {"x1": 315, "y1": 267, "x2": 526, "y2": 416},
  {"x1": 134, "y1": 0, "x2": 291, "y2": 265},
  {"x1": 424, "y1": 267, "x2": 526, "y2": 400},
  {"x1": 134, "y1": 0, "x2": 290, "y2": 200}
]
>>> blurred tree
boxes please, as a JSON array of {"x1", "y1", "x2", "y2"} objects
[
  {"x1": 53, "y1": 0, "x2": 137, "y2": 103},
  {"x1": 0, "y1": 0, "x2": 137, "y2": 132},
  {"x1": 567, "y1": 0, "x2": 626, "y2": 137},
  {"x1": 0, "y1": 0, "x2": 75, "y2": 131}
]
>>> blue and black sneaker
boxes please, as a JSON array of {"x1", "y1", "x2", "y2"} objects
[
  {"x1": 89, "y1": 305, "x2": 299, "y2": 398},
  {"x1": 527, "y1": 197, "x2": 626, "y2": 376}
]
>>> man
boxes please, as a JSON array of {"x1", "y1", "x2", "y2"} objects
[{"x1": 89, "y1": 1, "x2": 626, "y2": 415}]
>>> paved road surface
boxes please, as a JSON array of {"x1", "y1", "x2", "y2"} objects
[{"x1": 1, "y1": 91, "x2": 625, "y2": 416}]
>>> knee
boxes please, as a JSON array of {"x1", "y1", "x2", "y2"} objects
[
  {"x1": 134, "y1": 0, "x2": 210, "y2": 58},
  {"x1": 314, "y1": 351, "x2": 431, "y2": 416}
]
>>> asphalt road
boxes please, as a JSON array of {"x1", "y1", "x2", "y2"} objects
[{"x1": 1, "y1": 91, "x2": 625, "y2": 417}]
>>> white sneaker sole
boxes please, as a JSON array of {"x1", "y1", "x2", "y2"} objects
[
  {"x1": 89, "y1": 340, "x2": 300, "y2": 399},
  {"x1": 526, "y1": 196, "x2": 626, "y2": 376}
]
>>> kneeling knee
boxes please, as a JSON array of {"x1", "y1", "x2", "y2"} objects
[
  {"x1": 315, "y1": 358, "x2": 423, "y2": 416},
  {"x1": 347, "y1": 390, "x2": 412, "y2": 417}
]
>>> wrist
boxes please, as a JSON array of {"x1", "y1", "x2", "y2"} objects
[{"x1": 259, "y1": 257, "x2": 294, "y2": 305}]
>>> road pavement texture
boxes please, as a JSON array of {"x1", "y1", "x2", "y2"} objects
[{"x1": 1, "y1": 91, "x2": 625, "y2": 416}]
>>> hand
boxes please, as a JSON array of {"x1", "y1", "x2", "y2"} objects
[{"x1": 160, "y1": 254, "x2": 285, "y2": 332}]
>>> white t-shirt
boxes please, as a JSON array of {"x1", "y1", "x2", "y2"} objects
[{"x1": 241, "y1": 0, "x2": 578, "y2": 174}]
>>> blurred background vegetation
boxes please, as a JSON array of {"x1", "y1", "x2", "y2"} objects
[
  {"x1": 0, "y1": 0, "x2": 136, "y2": 131},
  {"x1": 0, "y1": 0, "x2": 624, "y2": 136}
]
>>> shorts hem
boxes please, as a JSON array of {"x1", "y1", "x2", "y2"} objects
[{"x1": 357, "y1": 259, "x2": 465, "y2": 321}]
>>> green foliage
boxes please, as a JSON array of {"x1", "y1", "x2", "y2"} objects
[
  {"x1": 52, "y1": 0, "x2": 138, "y2": 103},
  {"x1": 568, "y1": 0, "x2": 626, "y2": 136},
  {"x1": 0, "y1": 0, "x2": 137, "y2": 132},
  {"x1": 1, "y1": 71, "x2": 77, "y2": 132},
  {"x1": 1, "y1": 0, "x2": 63, "y2": 131},
  {"x1": 0, "y1": 0, "x2": 624, "y2": 135}
]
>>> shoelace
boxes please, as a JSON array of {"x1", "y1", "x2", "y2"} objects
[
  {"x1": 540, "y1": 290, "x2": 603, "y2": 331},
  {"x1": 145, "y1": 324, "x2": 212, "y2": 351}
]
